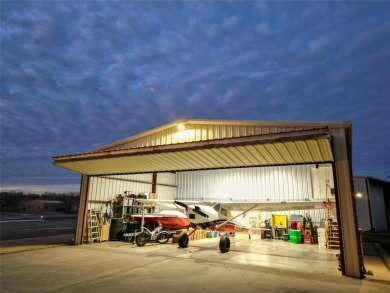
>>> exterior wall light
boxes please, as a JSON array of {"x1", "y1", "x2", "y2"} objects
[
  {"x1": 355, "y1": 192, "x2": 363, "y2": 198},
  {"x1": 178, "y1": 124, "x2": 186, "y2": 131}
]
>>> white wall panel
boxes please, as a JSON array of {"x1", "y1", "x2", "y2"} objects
[
  {"x1": 176, "y1": 165, "x2": 316, "y2": 201},
  {"x1": 86, "y1": 173, "x2": 178, "y2": 209},
  {"x1": 155, "y1": 185, "x2": 176, "y2": 200},
  {"x1": 155, "y1": 172, "x2": 177, "y2": 200},
  {"x1": 310, "y1": 166, "x2": 335, "y2": 198},
  {"x1": 87, "y1": 174, "x2": 153, "y2": 211},
  {"x1": 156, "y1": 173, "x2": 176, "y2": 185}
]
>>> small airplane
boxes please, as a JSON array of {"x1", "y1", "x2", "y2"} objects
[{"x1": 134, "y1": 198, "x2": 331, "y2": 253}]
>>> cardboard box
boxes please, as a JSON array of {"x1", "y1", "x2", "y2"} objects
[{"x1": 101, "y1": 224, "x2": 110, "y2": 241}]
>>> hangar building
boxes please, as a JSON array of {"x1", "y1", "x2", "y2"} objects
[{"x1": 53, "y1": 119, "x2": 363, "y2": 278}]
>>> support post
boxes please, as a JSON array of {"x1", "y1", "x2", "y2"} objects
[
  {"x1": 74, "y1": 175, "x2": 90, "y2": 245},
  {"x1": 331, "y1": 127, "x2": 364, "y2": 278}
]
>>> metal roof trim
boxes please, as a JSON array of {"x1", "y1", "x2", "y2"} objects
[
  {"x1": 53, "y1": 127, "x2": 331, "y2": 164},
  {"x1": 88, "y1": 119, "x2": 350, "y2": 153}
]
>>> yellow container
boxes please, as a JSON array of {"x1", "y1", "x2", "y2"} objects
[{"x1": 272, "y1": 214, "x2": 288, "y2": 228}]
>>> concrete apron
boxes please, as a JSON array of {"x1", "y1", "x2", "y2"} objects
[{"x1": 1, "y1": 235, "x2": 389, "y2": 293}]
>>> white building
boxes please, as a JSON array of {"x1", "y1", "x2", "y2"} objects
[{"x1": 353, "y1": 176, "x2": 390, "y2": 232}]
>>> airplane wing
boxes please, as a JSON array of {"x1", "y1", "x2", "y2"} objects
[
  {"x1": 218, "y1": 200, "x2": 332, "y2": 212},
  {"x1": 133, "y1": 198, "x2": 332, "y2": 232},
  {"x1": 134, "y1": 198, "x2": 333, "y2": 212},
  {"x1": 133, "y1": 199, "x2": 178, "y2": 208}
]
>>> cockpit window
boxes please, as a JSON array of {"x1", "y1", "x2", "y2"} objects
[
  {"x1": 212, "y1": 203, "x2": 227, "y2": 216},
  {"x1": 220, "y1": 207, "x2": 227, "y2": 217}
]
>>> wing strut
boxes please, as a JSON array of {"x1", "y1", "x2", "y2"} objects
[{"x1": 216, "y1": 204, "x2": 258, "y2": 229}]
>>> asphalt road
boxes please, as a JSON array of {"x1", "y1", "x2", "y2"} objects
[{"x1": 0, "y1": 212, "x2": 77, "y2": 241}]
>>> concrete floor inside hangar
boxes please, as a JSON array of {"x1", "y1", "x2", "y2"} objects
[{"x1": 115, "y1": 233, "x2": 342, "y2": 276}]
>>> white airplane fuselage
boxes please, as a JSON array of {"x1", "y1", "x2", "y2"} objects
[{"x1": 185, "y1": 204, "x2": 226, "y2": 224}]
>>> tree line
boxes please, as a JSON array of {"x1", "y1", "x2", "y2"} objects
[{"x1": 0, "y1": 191, "x2": 79, "y2": 212}]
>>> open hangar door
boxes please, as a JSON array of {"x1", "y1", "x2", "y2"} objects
[
  {"x1": 78, "y1": 163, "x2": 342, "y2": 276},
  {"x1": 52, "y1": 119, "x2": 363, "y2": 278},
  {"x1": 175, "y1": 164, "x2": 339, "y2": 246}
]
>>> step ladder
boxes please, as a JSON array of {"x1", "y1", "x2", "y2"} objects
[
  {"x1": 325, "y1": 204, "x2": 340, "y2": 250},
  {"x1": 327, "y1": 222, "x2": 340, "y2": 249},
  {"x1": 85, "y1": 210, "x2": 101, "y2": 244}
]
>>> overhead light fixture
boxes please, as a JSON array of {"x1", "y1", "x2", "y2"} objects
[
  {"x1": 178, "y1": 123, "x2": 186, "y2": 131},
  {"x1": 356, "y1": 192, "x2": 363, "y2": 198}
]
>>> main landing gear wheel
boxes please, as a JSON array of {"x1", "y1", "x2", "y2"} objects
[
  {"x1": 157, "y1": 232, "x2": 170, "y2": 244},
  {"x1": 135, "y1": 232, "x2": 149, "y2": 247},
  {"x1": 178, "y1": 232, "x2": 189, "y2": 248},
  {"x1": 219, "y1": 235, "x2": 230, "y2": 253}
]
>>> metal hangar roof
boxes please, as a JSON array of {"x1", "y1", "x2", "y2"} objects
[{"x1": 52, "y1": 119, "x2": 352, "y2": 176}]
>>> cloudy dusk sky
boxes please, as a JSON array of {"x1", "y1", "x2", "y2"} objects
[{"x1": 1, "y1": 1, "x2": 389, "y2": 193}]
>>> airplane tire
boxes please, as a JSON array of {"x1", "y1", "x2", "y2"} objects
[
  {"x1": 178, "y1": 232, "x2": 189, "y2": 248},
  {"x1": 219, "y1": 235, "x2": 230, "y2": 253},
  {"x1": 157, "y1": 232, "x2": 170, "y2": 244},
  {"x1": 136, "y1": 232, "x2": 149, "y2": 247}
]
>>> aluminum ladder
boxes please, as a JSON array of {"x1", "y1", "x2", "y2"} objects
[{"x1": 86, "y1": 210, "x2": 101, "y2": 244}]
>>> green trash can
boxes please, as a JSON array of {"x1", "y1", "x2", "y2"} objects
[{"x1": 289, "y1": 230, "x2": 302, "y2": 244}]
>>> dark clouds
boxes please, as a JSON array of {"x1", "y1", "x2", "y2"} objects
[{"x1": 1, "y1": 1, "x2": 389, "y2": 192}]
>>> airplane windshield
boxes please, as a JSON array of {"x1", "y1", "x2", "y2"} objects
[
  {"x1": 220, "y1": 207, "x2": 227, "y2": 217},
  {"x1": 213, "y1": 203, "x2": 227, "y2": 217}
]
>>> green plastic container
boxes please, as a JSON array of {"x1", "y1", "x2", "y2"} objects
[
  {"x1": 289, "y1": 230, "x2": 301, "y2": 237},
  {"x1": 290, "y1": 236, "x2": 302, "y2": 244}
]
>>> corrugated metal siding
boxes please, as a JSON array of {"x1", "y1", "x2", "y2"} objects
[
  {"x1": 87, "y1": 174, "x2": 153, "y2": 211},
  {"x1": 107, "y1": 123, "x2": 310, "y2": 150},
  {"x1": 310, "y1": 166, "x2": 335, "y2": 198},
  {"x1": 370, "y1": 183, "x2": 387, "y2": 231},
  {"x1": 155, "y1": 185, "x2": 176, "y2": 200},
  {"x1": 155, "y1": 172, "x2": 176, "y2": 185},
  {"x1": 353, "y1": 177, "x2": 372, "y2": 231},
  {"x1": 155, "y1": 173, "x2": 177, "y2": 200},
  {"x1": 176, "y1": 165, "x2": 317, "y2": 201},
  {"x1": 86, "y1": 173, "x2": 177, "y2": 210}
]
